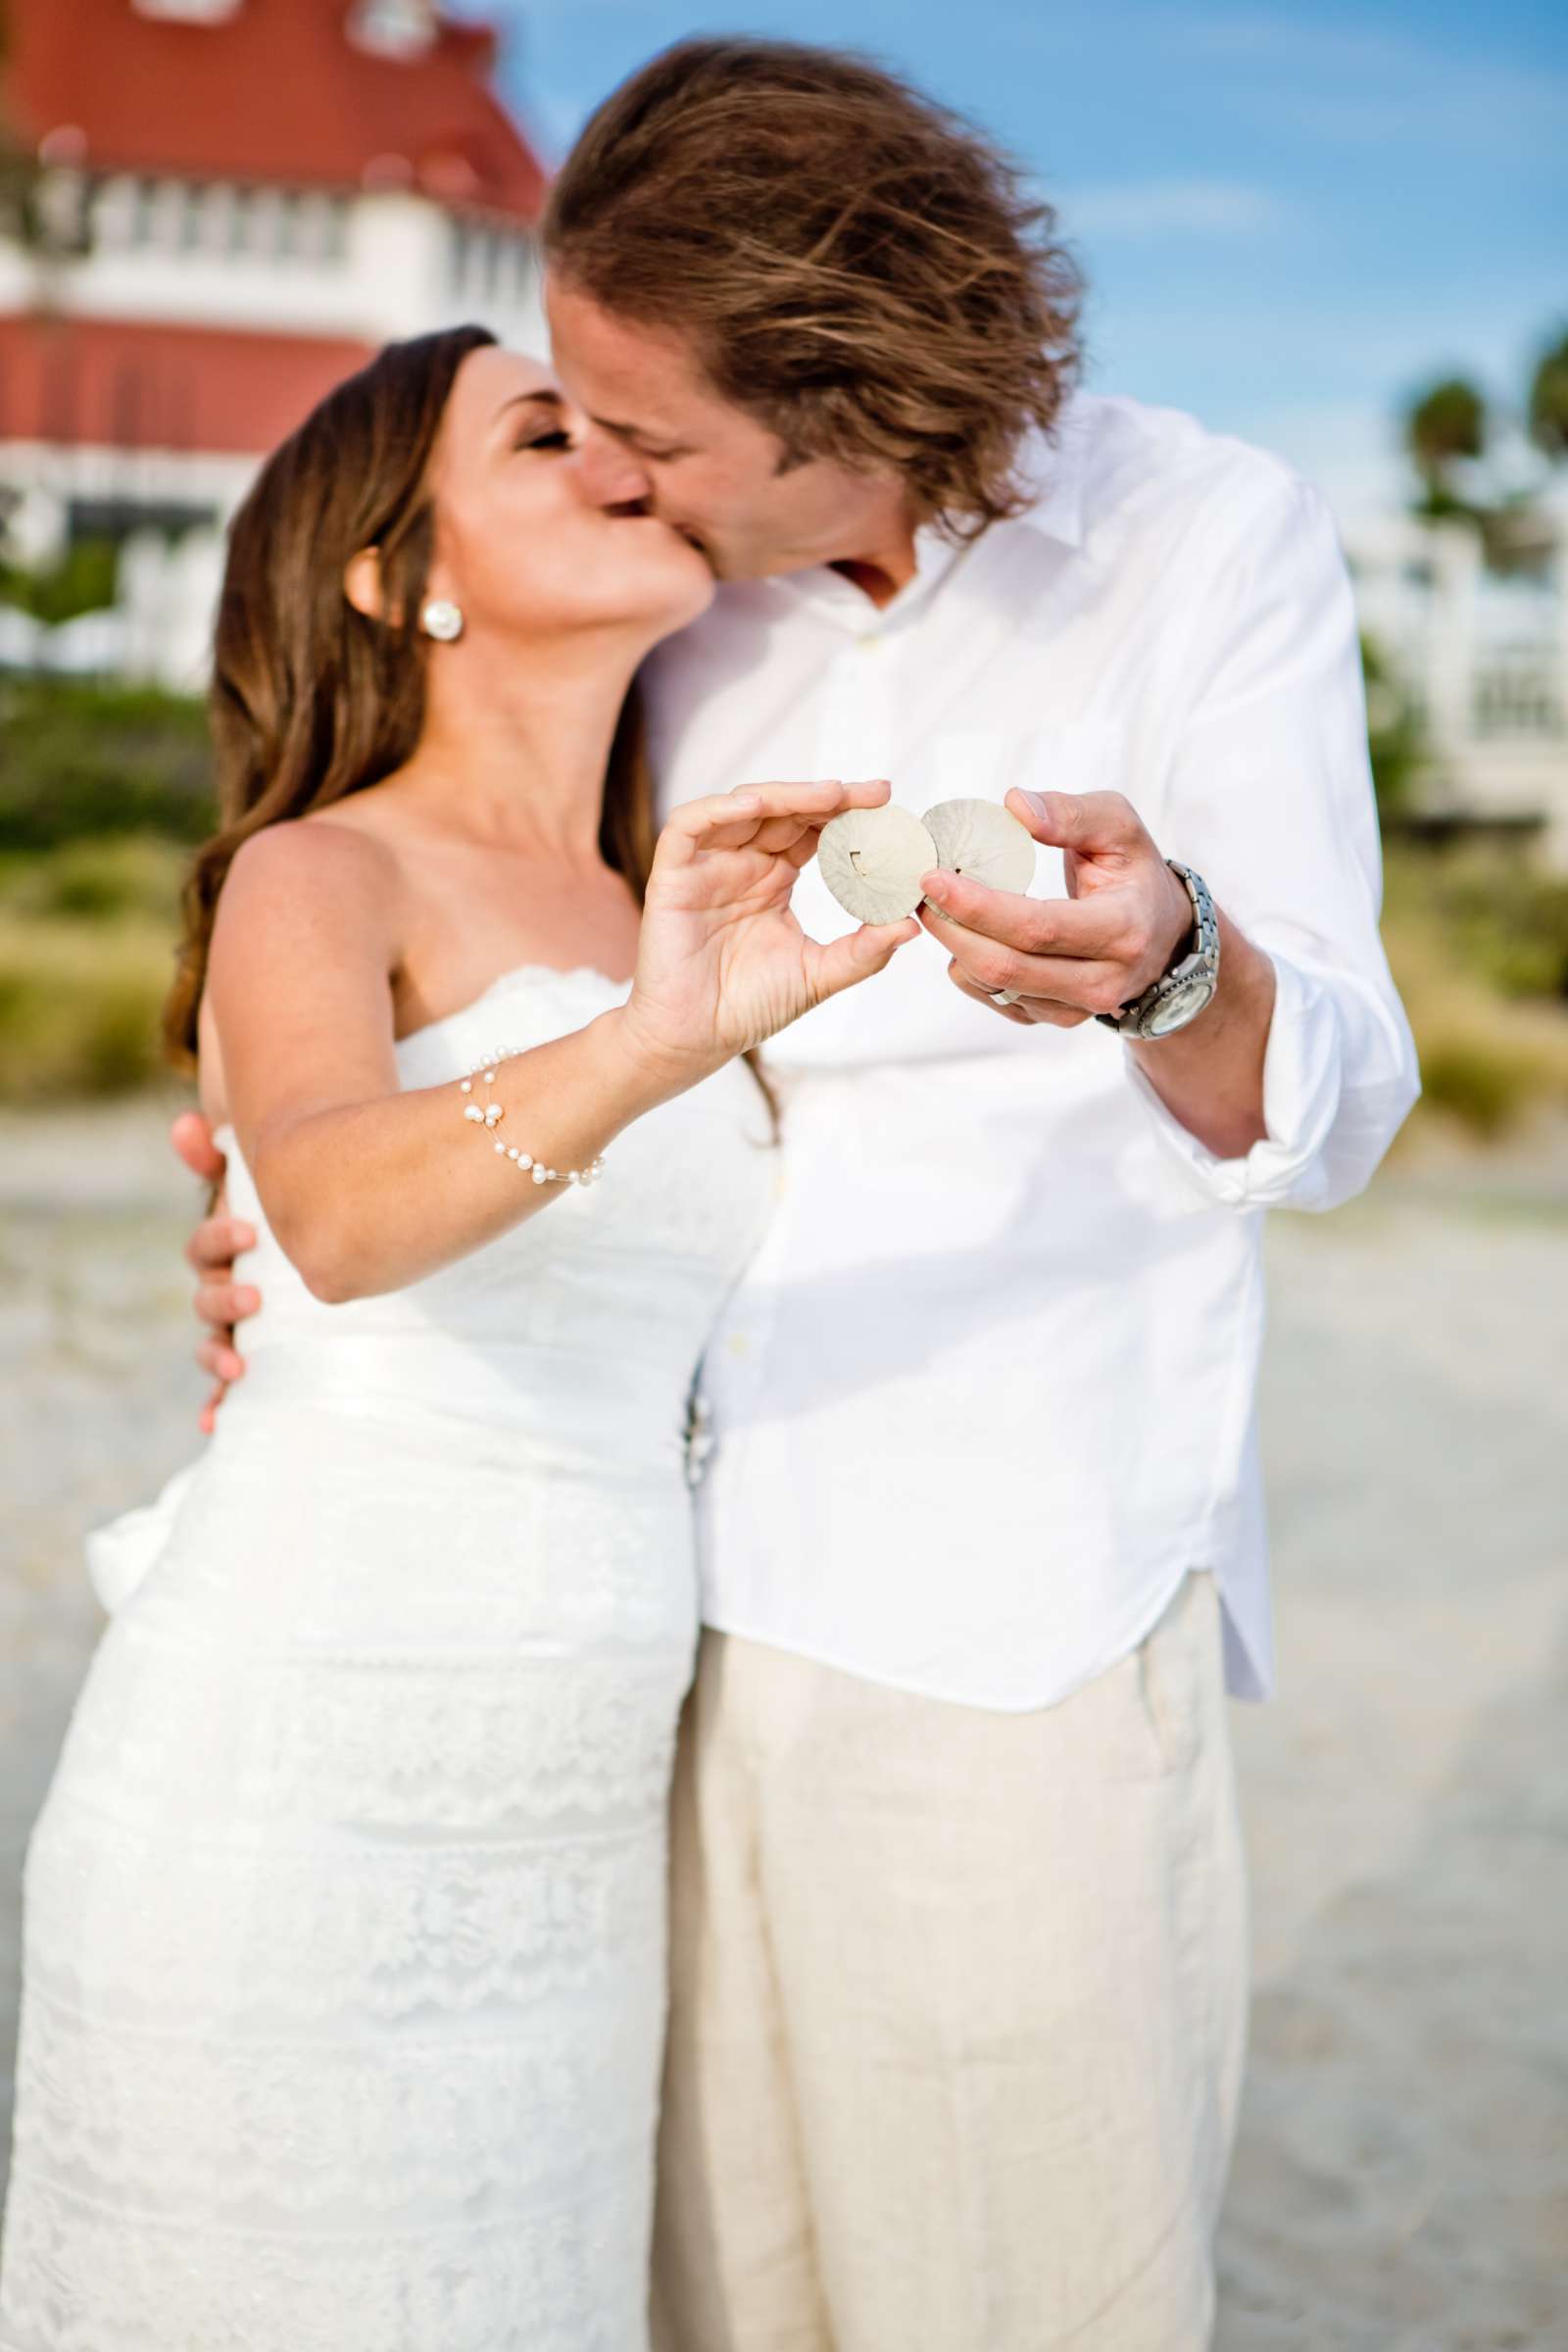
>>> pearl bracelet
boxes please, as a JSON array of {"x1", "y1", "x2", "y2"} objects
[{"x1": 458, "y1": 1058, "x2": 606, "y2": 1189}]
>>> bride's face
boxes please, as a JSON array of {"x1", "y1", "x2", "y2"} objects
[{"x1": 420, "y1": 347, "x2": 714, "y2": 648}]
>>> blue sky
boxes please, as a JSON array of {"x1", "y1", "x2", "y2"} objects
[{"x1": 459, "y1": 0, "x2": 1566, "y2": 520}]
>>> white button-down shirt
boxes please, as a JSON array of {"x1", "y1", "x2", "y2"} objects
[{"x1": 645, "y1": 391, "x2": 1419, "y2": 1709}]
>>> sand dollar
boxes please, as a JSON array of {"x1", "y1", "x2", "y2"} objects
[
  {"x1": 922, "y1": 798, "x2": 1036, "y2": 894},
  {"x1": 817, "y1": 805, "x2": 938, "y2": 924}
]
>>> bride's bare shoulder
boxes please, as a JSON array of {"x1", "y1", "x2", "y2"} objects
[
  {"x1": 212, "y1": 817, "x2": 408, "y2": 993},
  {"x1": 225, "y1": 808, "x2": 404, "y2": 901}
]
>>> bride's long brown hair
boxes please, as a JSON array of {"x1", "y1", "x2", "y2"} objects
[{"x1": 164, "y1": 326, "x2": 658, "y2": 1067}]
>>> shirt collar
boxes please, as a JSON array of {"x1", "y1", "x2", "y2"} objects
[
  {"x1": 768, "y1": 519, "x2": 964, "y2": 633},
  {"x1": 760, "y1": 400, "x2": 1090, "y2": 629},
  {"x1": 1014, "y1": 402, "x2": 1090, "y2": 551}
]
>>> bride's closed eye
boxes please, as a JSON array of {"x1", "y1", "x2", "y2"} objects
[{"x1": 514, "y1": 426, "x2": 573, "y2": 454}]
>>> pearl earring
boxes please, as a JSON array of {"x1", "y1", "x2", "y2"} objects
[{"x1": 419, "y1": 598, "x2": 464, "y2": 643}]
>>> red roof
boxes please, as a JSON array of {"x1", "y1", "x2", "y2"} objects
[
  {"x1": 5, "y1": 0, "x2": 547, "y2": 224},
  {"x1": 0, "y1": 313, "x2": 376, "y2": 454}
]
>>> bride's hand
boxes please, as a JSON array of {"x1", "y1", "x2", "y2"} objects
[{"x1": 620, "y1": 779, "x2": 919, "y2": 1089}]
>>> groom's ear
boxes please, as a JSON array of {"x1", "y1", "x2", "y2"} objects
[{"x1": 343, "y1": 547, "x2": 390, "y2": 624}]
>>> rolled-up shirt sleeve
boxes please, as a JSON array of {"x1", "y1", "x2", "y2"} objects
[{"x1": 1127, "y1": 472, "x2": 1420, "y2": 1213}]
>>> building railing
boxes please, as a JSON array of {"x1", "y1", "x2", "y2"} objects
[
  {"x1": 87, "y1": 175, "x2": 353, "y2": 268},
  {"x1": 1472, "y1": 648, "x2": 1566, "y2": 740}
]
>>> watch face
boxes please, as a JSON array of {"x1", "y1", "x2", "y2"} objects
[{"x1": 1145, "y1": 974, "x2": 1215, "y2": 1036}]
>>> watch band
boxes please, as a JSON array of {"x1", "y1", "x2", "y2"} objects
[{"x1": 1096, "y1": 860, "x2": 1219, "y2": 1038}]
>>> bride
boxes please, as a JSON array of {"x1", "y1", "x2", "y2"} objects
[{"x1": 0, "y1": 326, "x2": 914, "y2": 2351}]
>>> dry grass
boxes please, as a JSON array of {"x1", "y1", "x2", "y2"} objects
[
  {"x1": 1383, "y1": 906, "x2": 1568, "y2": 1139},
  {"x1": 0, "y1": 909, "x2": 175, "y2": 1101},
  {"x1": 3, "y1": 837, "x2": 1568, "y2": 1139}
]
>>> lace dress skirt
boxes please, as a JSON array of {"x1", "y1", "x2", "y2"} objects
[
  {"x1": 0, "y1": 974, "x2": 777, "y2": 2352},
  {"x1": 0, "y1": 1400, "x2": 697, "y2": 2352}
]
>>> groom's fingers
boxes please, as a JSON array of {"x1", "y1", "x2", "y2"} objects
[
  {"x1": 185, "y1": 1211, "x2": 256, "y2": 1277},
  {"x1": 1005, "y1": 787, "x2": 1147, "y2": 857},
  {"x1": 195, "y1": 1279, "x2": 261, "y2": 1332},
  {"x1": 195, "y1": 1336, "x2": 246, "y2": 1385},
  {"x1": 946, "y1": 961, "x2": 1089, "y2": 1027},
  {"x1": 946, "y1": 963, "x2": 1033, "y2": 1023},
  {"x1": 923, "y1": 908, "x2": 1126, "y2": 1010},
  {"x1": 171, "y1": 1108, "x2": 226, "y2": 1184},
  {"x1": 918, "y1": 868, "x2": 1121, "y2": 959}
]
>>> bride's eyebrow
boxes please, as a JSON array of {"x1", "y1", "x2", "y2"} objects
[{"x1": 493, "y1": 389, "x2": 566, "y2": 425}]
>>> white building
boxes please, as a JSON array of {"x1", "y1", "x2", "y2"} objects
[
  {"x1": 0, "y1": 0, "x2": 550, "y2": 688},
  {"x1": 1347, "y1": 509, "x2": 1568, "y2": 868}
]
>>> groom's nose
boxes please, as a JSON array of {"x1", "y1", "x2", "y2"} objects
[{"x1": 574, "y1": 427, "x2": 655, "y2": 513}]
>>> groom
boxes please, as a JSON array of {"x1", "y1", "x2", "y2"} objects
[{"x1": 180, "y1": 37, "x2": 1418, "y2": 2349}]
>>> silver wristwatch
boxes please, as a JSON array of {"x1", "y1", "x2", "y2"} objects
[{"x1": 1096, "y1": 860, "x2": 1219, "y2": 1040}]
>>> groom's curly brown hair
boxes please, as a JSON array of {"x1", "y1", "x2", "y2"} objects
[{"x1": 544, "y1": 38, "x2": 1084, "y2": 539}]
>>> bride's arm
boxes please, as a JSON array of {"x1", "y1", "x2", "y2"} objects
[
  {"x1": 206, "y1": 819, "x2": 656, "y2": 1302},
  {"x1": 208, "y1": 779, "x2": 914, "y2": 1304}
]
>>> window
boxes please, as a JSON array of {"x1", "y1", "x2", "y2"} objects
[
  {"x1": 131, "y1": 1, "x2": 243, "y2": 21},
  {"x1": 1474, "y1": 652, "x2": 1565, "y2": 739},
  {"x1": 349, "y1": 0, "x2": 436, "y2": 58},
  {"x1": 177, "y1": 182, "x2": 207, "y2": 252},
  {"x1": 227, "y1": 185, "x2": 255, "y2": 254}
]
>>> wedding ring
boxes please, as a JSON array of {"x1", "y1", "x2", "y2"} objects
[{"x1": 991, "y1": 988, "x2": 1023, "y2": 1006}]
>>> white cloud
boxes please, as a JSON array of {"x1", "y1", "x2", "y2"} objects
[
  {"x1": 1177, "y1": 9, "x2": 1568, "y2": 151},
  {"x1": 1060, "y1": 177, "x2": 1291, "y2": 241},
  {"x1": 1238, "y1": 398, "x2": 1406, "y2": 527}
]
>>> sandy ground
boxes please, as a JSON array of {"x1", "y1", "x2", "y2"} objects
[{"x1": 1, "y1": 1099, "x2": 1565, "y2": 2345}]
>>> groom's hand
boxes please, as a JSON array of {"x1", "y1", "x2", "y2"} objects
[
  {"x1": 172, "y1": 1111, "x2": 259, "y2": 1433},
  {"x1": 916, "y1": 789, "x2": 1194, "y2": 1027}
]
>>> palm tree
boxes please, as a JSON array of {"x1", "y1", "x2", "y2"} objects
[
  {"x1": 1404, "y1": 376, "x2": 1487, "y2": 516},
  {"x1": 1527, "y1": 328, "x2": 1568, "y2": 465}
]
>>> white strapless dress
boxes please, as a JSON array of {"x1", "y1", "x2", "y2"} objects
[{"x1": 0, "y1": 967, "x2": 776, "y2": 2352}]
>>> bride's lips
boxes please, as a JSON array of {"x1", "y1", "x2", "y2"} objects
[
  {"x1": 611, "y1": 512, "x2": 703, "y2": 549},
  {"x1": 606, "y1": 511, "x2": 715, "y2": 573}
]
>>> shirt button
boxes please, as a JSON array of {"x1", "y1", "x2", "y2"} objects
[
  {"x1": 726, "y1": 1332, "x2": 750, "y2": 1358},
  {"x1": 857, "y1": 634, "x2": 883, "y2": 654}
]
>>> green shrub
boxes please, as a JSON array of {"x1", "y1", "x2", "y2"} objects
[
  {"x1": 0, "y1": 834, "x2": 187, "y2": 924},
  {"x1": 1361, "y1": 634, "x2": 1425, "y2": 816},
  {"x1": 1383, "y1": 881, "x2": 1568, "y2": 1142},
  {"x1": 79, "y1": 979, "x2": 170, "y2": 1093},
  {"x1": 0, "y1": 538, "x2": 120, "y2": 628},
  {"x1": 0, "y1": 913, "x2": 174, "y2": 1099},
  {"x1": 0, "y1": 676, "x2": 214, "y2": 851},
  {"x1": 1383, "y1": 844, "x2": 1568, "y2": 1003},
  {"x1": 1415, "y1": 1033, "x2": 1547, "y2": 1137}
]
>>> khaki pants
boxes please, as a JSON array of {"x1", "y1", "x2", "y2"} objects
[{"x1": 651, "y1": 1572, "x2": 1249, "y2": 2352}]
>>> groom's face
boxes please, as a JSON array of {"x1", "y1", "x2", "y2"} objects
[{"x1": 547, "y1": 276, "x2": 902, "y2": 583}]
